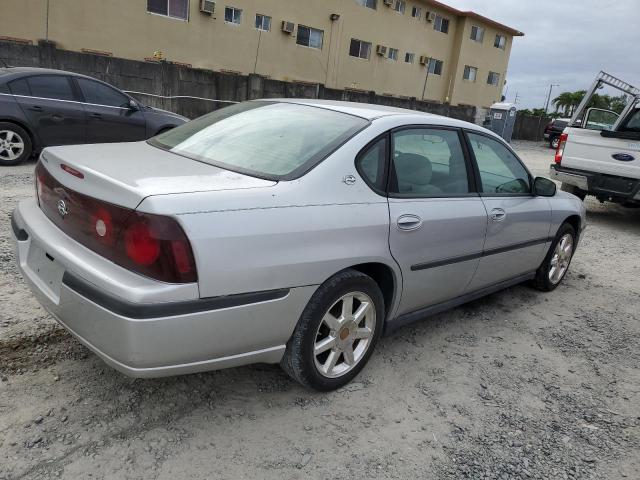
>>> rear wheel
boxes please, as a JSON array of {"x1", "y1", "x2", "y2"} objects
[
  {"x1": 0, "y1": 122, "x2": 32, "y2": 166},
  {"x1": 561, "y1": 183, "x2": 586, "y2": 201},
  {"x1": 281, "y1": 269, "x2": 384, "y2": 391},
  {"x1": 532, "y1": 223, "x2": 576, "y2": 292}
]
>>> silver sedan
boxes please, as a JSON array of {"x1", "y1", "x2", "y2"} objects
[{"x1": 11, "y1": 100, "x2": 586, "y2": 391}]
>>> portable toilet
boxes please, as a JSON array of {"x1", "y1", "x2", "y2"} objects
[{"x1": 488, "y1": 102, "x2": 518, "y2": 142}]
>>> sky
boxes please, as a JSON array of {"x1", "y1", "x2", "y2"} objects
[{"x1": 446, "y1": 0, "x2": 640, "y2": 109}]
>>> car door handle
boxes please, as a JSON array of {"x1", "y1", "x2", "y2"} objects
[
  {"x1": 490, "y1": 208, "x2": 506, "y2": 222},
  {"x1": 89, "y1": 113, "x2": 102, "y2": 118},
  {"x1": 397, "y1": 214, "x2": 423, "y2": 231},
  {"x1": 27, "y1": 105, "x2": 44, "y2": 112}
]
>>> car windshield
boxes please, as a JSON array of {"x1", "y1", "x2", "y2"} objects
[{"x1": 148, "y1": 101, "x2": 370, "y2": 180}]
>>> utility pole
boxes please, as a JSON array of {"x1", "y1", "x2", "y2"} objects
[
  {"x1": 544, "y1": 84, "x2": 560, "y2": 114},
  {"x1": 514, "y1": 92, "x2": 520, "y2": 104}
]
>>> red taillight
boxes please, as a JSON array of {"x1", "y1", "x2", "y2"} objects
[
  {"x1": 555, "y1": 133, "x2": 568, "y2": 164},
  {"x1": 35, "y1": 162, "x2": 197, "y2": 283},
  {"x1": 60, "y1": 163, "x2": 85, "y2": 179}
]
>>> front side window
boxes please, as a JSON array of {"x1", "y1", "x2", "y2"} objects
[
  {"x1": 494, "y1": 34, "x2": 507, "y2": 50},
  {"x1": 405, "y1": 52, "x2": 415, "y2": 64},
  {"x1": 463, "y1": 65, "x2": 478, "y2": 82},
  {"x1": 358, "y1": 0, "x2": 377, "y2": 9},
  {"x1": 27, "y1": 75, "x2": 75, "y2": 101},
  {"x1": 470, "y1": 25, "x2": 484, "y2": 42},
  {"x1": 620, "y1": 108, "x2": 640, "y2": 132},
  {"x1": 349, "y1": 39, "x2": 371, "y2": 59},
  {"x1": 356, "y1": 136, "x2": 387, "y2": 191},
  {"x1": 434, "y1": 15, "x2": 449, "y2": 33},
  {"x1": 255, "y1": 14, "x2": 271, "y2": 31},
  {"x1": 428, "y1": 59, "x2": 443, "y2": 75},
  {"x1": 393, "y1": 0, "x2": 406, "y2": 14},
  {"x1": 391, "y1": 129, "x2": 470, "y2": 196},
  {"x1": 387, "y1": 48, "x2": 399, "y2": 61},
  {"x1": 149, "y1": 102, "x2": 369, "y2": 179},
  {"x1": 224, "y1": 6, "x2": 242, "y2": 24},
  {"x1": 467, "y1": 132, "x2": 530, "y2": 194},
  {"x1": 147, "y1": 0, "x2": 189, "y2": 20},
  {"x1": 76, "y1": 78, "x2": 130, "y2": 108},
  {"x1": 487, "y1": 71, "x2": 500, "y2": 86},
  {"x1": 411, "y1": 6, "x2": 422, "y2": 18},
  {"x1": 297, "y1": 25, "x2": 324, "y2": 49}
]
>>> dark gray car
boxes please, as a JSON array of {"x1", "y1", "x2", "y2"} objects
[{"x1": 0, "y1": 67, "x2": 187, "y2": 165}]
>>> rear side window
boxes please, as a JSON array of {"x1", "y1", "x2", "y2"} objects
[
  {"x1": 150, "y1": 102, "x2": 369, "y2": 180},
  {"x1": 467, "y1": 132, "x2": 530, "y2": 194},
  {"x1": 620, "y1": 109, "x2": 640, "y2": 132},
  {"x1": 8, "y1": 78, "x2": 31, "y2": 96},
  {"x1": 76, "y1": 78, "x2": 130, "y2": 108},
  {"x1": 356, "y1": 136, "x2": 387, "y2": 192},
  {"x1": 27, "y1": 75, "x2": 75, "y2": 101},
  {"x1": 390, "y1": 128, "x2": 470, "y2": 196}
]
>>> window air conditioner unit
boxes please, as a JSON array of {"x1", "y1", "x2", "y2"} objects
[
  {"x1": 200, "y1": 0, "x2": 215, "y2": 14},
  {"x1": 282, "y1": 21, "x2": 295, "y2": 34},
  {"x1": 383, "y1": 0, "x2": 394, "y2": 6},
  {"x1": 419, "y1": 55, "x2": 429, "y2": 65},
  {"x1": 426, "y1": 12, "x2": 436, "y2": 22},
  {"x1": 376, "y1": 45, "x2": 387, "y2": 56}
]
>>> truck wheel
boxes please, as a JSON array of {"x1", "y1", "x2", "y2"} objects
[
  {"x1": 550, "y1": 136, "x2": 560, "y2": 149},
  {"x1": 561, "y1": 183, "x2": 586, "y2": 201}
]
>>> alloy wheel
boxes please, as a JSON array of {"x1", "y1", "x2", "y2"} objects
[
  {"x1": 549, "y1": 233, "x2": 573, "y2": 284},
  {"x1": 0, "y1": 130, "x2": 25, "y2": 162}
]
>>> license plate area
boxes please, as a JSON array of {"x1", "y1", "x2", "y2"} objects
[{"x1": 26, "y1": 243, "x2": 65, "y2": 303}]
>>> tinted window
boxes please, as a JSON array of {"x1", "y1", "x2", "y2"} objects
[
  {"x1": 621, "y1": 109, "x2": 640, "y2": 132},
  {"x1": 356, "y1": 137, "x2": 387, "y2": 191},
  {"x1": 391, "y1": 129, "x2": 470, "y2": 196},
  {"x1": 27, "y1": 76, "x2": 75, "y2": 101},
  {"x1": 150, "y1": 102, "x2": 369, "y2": 179},
  {"x1": 8, "y1": 78, "x2": 31, "y2": 96},
  {"x1": 468, "y1": 133, "x2": 530, "y2": 194},
  {"x1": 76, "y1": 78, "x2": 129, "y2": 108}
]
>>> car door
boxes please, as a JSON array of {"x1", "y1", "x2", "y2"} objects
[
  {"x1": 465, "y1": 131, "x2": 552, "y2": 291},
  {"x1": 383, "y1": 127, "x2": 488, "y2": 316},
  {"x1": 74, "y1": 77, "x2": 147, "y2": 143},
  {"x1": 10, "y1": 75, "x2": 86, "y2": 147}
]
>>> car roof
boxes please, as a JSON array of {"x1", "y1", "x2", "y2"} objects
[{"x1": 0, "y1": 66, "x2": 94, "y2": 81}]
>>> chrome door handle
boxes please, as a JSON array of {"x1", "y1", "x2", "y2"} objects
[
  {"x1": 490, "y1": 208, "x2": 506, "y2": 222},
  {"x1": 397, "y1": 214, "x2": 423, "y2": 231}
]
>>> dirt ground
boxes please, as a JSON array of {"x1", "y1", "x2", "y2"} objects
[{"x1": 0, "y1": 141, "x2": 638, "y2": 480}]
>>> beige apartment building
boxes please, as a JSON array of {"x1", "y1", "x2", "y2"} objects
[{"x1": 1, "y1": 0, "x2": 523, "y2": 108}]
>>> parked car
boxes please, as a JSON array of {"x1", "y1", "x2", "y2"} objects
[
  {"x1": 543, "y1": 118, "x2": 571, "y2": 149},
  {"x1": 11, "y1": 100, "x2": 586, "y2": 391},
  {"x1": 551, "y1": 71, "x2": 640, "y2": 207},
  {"x1": 0, "y1": 67, "x2": 187, "y2": 165}
]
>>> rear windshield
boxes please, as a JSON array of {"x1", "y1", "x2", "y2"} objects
[{"x1": 149, "y1": 101, "x2": 370, "y2": 180}]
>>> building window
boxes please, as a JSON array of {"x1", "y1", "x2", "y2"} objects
[
  {"x1": 463, "y1": 65, "x2": 478, "y2": 82},
  {"x1": 297, "y1": 25, "x2": 324, "y2": 49},
  {"x1": 255, "y1": 14, "x2": 271, "y2": 31},
  {"x1": 358, "y1": 0, "x2": 377, "y2": 9},
  {"x1": 487, "y1": 71, "x2": 500, "y2": 86},
  {"x1": 405, "y1": 52, "x2": 415, "y2": 64},
  {"x1": 470, "y1": 25, "x2": 484, "y2": 42},
  {"x1": 349, "y1": 39, "x2": 371, "y2": 59},
  {"x1": 393, "y1": 0, "x2": 406, "y2": 14},
  {"x1": 387, "y1": 48, "x2": 399, "y2": 61},
  {"x1": 411, "y1": 6, "x2": 422, "y2": 18},
  {"x1": 147, "y1": 0, "x2": 189, "y2": 20},
  {"x1": 433, "y1": 15, "x2": 449, "y2": 34},
  {"x1": 224, "y1": 6, "x2": 242, "y2": 24},
  {"x1": 428, "y1": 59, "x2": 443, "y2": 75},
  {"x1": 494, "y1": 34, "x2": 507, "y2": 50}
]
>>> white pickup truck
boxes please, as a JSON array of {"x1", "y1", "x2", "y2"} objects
[{"x1": 550, "y1": 72, "x2": 640, "y2": 207}]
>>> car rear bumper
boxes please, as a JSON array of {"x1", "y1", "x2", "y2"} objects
[
  {"x1": 549, "y1": 164, "x2": 640, "y2": 201},
  {"x1": 12, "y1": 199, "x2": 316, "y2": 377}
]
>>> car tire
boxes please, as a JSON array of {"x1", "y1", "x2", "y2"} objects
[
  {"x1": 0, "y1": 122, "x2": 32, "y2": 166},
  {"x1": 550, "y1": 136, "x2": 560, "y2": 149},
  {"x1": 560, "y1": 183, "x2": 587, "y2": 201},
  {"x1": 281, "y1": 269, "x2": 385, "y2": 391},
  {"x1": 531, "y1": 223, "x2": 577, "y2": 292}
]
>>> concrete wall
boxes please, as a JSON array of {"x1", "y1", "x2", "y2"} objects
[
  {"x1": 0, "y1": 41, "x2": 477, "y2": 122},
  {"x1": 0, "y1": 0, "x2": 521, "y2": 108}
]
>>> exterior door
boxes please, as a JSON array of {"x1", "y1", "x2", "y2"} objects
[
  {"x1": 75, "y1": 77, "x2": 147, "y2": 143},
  {"x1": 384, "y1": 127, "x2": 487, "y2": 315},
  {"x1": 465, "y1": 131, "x2": 552, "y2": 291},
  {"x1": 10, "y1": 75, "x2": 86, "y2": 147}
]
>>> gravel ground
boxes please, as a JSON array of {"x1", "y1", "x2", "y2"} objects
[{"x1": 0, "y1": 141, "x2": 638, "y2": 480}]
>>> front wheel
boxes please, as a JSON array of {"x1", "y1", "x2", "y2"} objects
[
  {"x1": 532, "y1": 223, "x2": 576, "y2": 292},
  {"x1": 281, "y1": 269, "x2": 384, "y2": 391}
]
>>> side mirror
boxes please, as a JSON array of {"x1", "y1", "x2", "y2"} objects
[
  {"x1": 128, "y1": 99, "x2": 139, "y2": 111},
  {"x1": 584, "y1": 108, "x2": 618, "y2": 131},
  {"x1": 533, "y1": 177, "x2": 557, "y2": 197}
]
